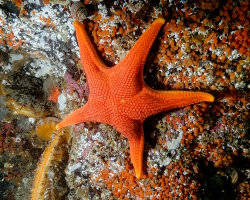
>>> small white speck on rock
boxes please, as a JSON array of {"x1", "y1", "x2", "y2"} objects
[{"x1": 68, "y1": 163, "x2": 82, "y2": 173}]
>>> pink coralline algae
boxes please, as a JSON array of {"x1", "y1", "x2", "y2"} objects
[{"x1": 65, "y1": 72, "x2": 88, "y2": 99}]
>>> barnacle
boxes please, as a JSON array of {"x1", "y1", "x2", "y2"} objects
[
  {"x1": 36, "y1": 117, "x2": 60, "y2": 141},
  {"x1": 70, "y1": 2, "x2": 87, "y2": 22}
]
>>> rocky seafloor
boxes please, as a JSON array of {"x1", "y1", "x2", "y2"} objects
[{"x1": 0, "y1": 0, "x2": 249, "y2": 199}]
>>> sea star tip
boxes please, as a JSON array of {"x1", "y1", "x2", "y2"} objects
[
  {"x1": 203, "y1": 93, "x2": 214, "y2": 102},
  {"x1": 156, "y1": 17, "x2": 165, "y2": 24},
  {"x1": 55, "y1": 124, "x2": 60, "y2": 131},
  {"x1": 135, "y1": 168, "x2": 142, "y2": 179}
]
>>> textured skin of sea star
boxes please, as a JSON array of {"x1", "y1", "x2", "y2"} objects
[{"x1": 56, "y1": 18, "x2": 214, "y2": 178}]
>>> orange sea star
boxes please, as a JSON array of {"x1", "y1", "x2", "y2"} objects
[{"x1": 56, "y1": 18, "x2": 214, "y2": 178}]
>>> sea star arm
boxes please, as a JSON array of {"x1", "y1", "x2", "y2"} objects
[
  {"x1": 113, "y1": 18, "x2": 165, "y2": 96},
  {"x1": 120, "y1": 88, "x2": 214, "y2": 120},
  {"x1": 129, "y1": 124, "x2": 144, "y2": 179},
  {"x1": 114, "y1": 118, "x2": 144, "y2": 179},
  {"x1": 73, "y1": 21, "x2": 108, "y2": 73},
  {"x1": 56, "y1": 100, "x2": 111, "y2": 130}
]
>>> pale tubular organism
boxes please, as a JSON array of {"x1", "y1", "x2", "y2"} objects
[{"x1": 31, "y1": 130, "x2": 69, "y2": 200}]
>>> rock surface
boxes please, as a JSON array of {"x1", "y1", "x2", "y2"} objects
[{"x1": 0, "y1": 0, "x2": 249, "y2": 199}]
